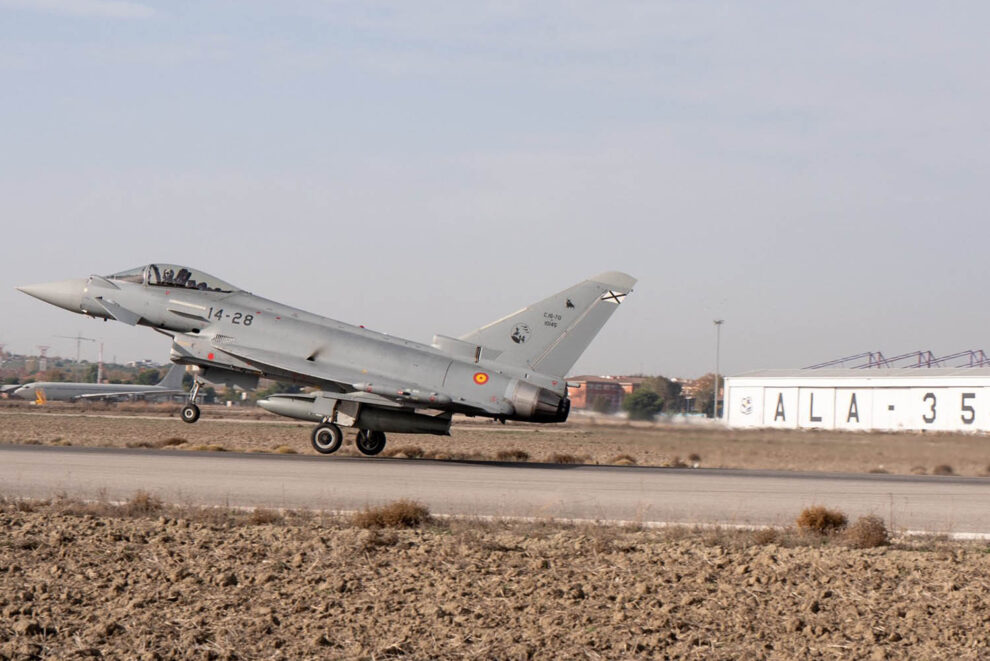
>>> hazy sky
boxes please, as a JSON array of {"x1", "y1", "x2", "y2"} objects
[{"x1": 2, "y1": 1, "x2": 988, "y2": 378}]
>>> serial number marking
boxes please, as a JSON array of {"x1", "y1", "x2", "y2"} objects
[{"x1": 207, "y1": 308, "x2": 254, "y2": 326}]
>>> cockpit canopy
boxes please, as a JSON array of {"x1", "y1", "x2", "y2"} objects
[{"x1": 107, "y1": 264, "x2": 239, "y2": 293}]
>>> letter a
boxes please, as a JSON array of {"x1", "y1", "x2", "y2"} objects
[
  {"x1": 774, "y1": 393, "x2": 786, "y2": 421},
  {"x1": 847, "y1": 394, "x2": 859, "y2": 423}
]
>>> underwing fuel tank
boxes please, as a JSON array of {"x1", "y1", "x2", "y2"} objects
[{"x1": 257, "y1": 395, "x2": 452, "y2": 435}]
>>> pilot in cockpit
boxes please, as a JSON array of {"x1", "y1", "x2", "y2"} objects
[
  {"x1": 174, "y1": 268, "x2": 191, "y2": 286},
  {"x1": 162, "y1": 268, "x2": 175, "y2": 285}
]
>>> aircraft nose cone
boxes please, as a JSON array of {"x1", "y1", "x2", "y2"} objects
[
  {"x1": 11, "y1": 386, "x2": 32, "y2": 401},
  {"x1": 17, "y1": 278, "x2": 87, "y2": 313}
]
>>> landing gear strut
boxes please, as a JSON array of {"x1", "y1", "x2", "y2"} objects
[
  {"x1": 311, "y1": 423, "x2": 343, "y2": 454},
  {"x1": 180, "y1": 380, "x2": 201, "y2": 424},
  {"x1": 355, "y1": 429, "x2": 387, "y2": 456}
]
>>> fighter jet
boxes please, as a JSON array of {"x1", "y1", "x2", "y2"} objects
[
  {"x1": 11, "y1": 363, "x2": 185, "y2": 403},
  {"x1": 18, "y1": 264, "x2": 635, "y2": 456}
]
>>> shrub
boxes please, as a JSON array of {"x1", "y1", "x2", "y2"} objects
[
  {"x1": 932, "y1": 464, "x2": 954, "y2": 476},
  {"x1": 187, "y1": 444, "x2": 227, "y2": 452},
  {"x1": 383, "y1": 446, "x2": 425, "y2": 459},
  {"x1": 608, "y1": 454, "x2": 637, "y2": 466},
  {"x1": 751, "y1": 528, "x2": 779, "y2": 545},
  {"x1": 273, "y1": 446, "x2": 297, "y2": 454},
  {"x1": 622, "y1": 389, "x2": 663, "y2": 421},
  {"x1": 159, "y1": 437, "x2": 186, "y2": 447},
  {"x1": 844, "y1": 515, "x2": 890, "y2": 548},
  {"x1": 548, "y1": 453, "x2": 579, "y2": 464},
  {"x1": 495, "y1": 449, "x2": 530, "y2": 462},
  {"x1": 796, "y1": 506, "x2": 848, "y2": 534},
  {"x1": 249, "y1": 508, "x2": 282, "y2": 525},
  {"x1": 352, "y1": 500, "x2": 430, "y2": 529},
  {"x1": 125, "y1": 490, "x2": 163, "y2": 515}
]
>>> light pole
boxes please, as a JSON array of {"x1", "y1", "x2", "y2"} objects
[{"x1": 713, "y1": 319, "x2": 724, "y2": 419}]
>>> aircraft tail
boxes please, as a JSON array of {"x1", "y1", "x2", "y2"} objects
[
  {"x1": 158, "y1": 363, "x2": 186, "y2": 390},
  {"x1": 457, "y1": 271, "x2": 636, "y2": 378}
]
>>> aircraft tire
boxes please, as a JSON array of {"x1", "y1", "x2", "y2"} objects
[
  {"x1": 355, "y1": 429, "x2": 386, "y2": 456},
  {"x1": 180, "y1": 404, "x2": 200, "y2": 424},
  {"x1": 311, "y1": 423, "x2": 343, "y2": 455}
]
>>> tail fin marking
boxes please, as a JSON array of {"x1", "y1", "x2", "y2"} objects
[{"x1": 457, "y1": 271, "x2": 635, "y2": 378}]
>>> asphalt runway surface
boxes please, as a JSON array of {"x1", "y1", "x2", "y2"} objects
[{"x1": 2, "y1": 444, "x2": 989, "y2": 535}]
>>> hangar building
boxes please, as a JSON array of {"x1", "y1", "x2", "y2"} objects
[{"x1": 723, "y1": 368, "x2": 990, "y2": 432}]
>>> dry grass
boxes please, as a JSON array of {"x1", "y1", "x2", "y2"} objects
[
  {"x1": 352, "y1": 500, "x2": 431, "y2": 529},
  {"x1": 272, "y1": 445, "x2": 297, "y2": 454},
  {"x1": 933, "y1": 464, "x2": 955, "y2": 476},
  {"x1": 546, "y1": 452, "x2": 592, "y2": 465},
  {"x1": 3, "y1": 496, "x2": 988, "y2": 659},
  {"x1": 186, "y1": 444, "x2": 227, "y2": 452},
  {"x1": 383, "y1": 445, "x2": 425, "y2": 459},
  {"x1": 123, "y1": 490, "x2": 163, "y2": 516},
  {"x1": 796, "y1": 506, "x2": 848, "y2": 534},
  {"x1": 248, "y1": 508, "x2": 283, "y2": 525},
  {"x1": 844, "y1": 515, "x2": 890, "y2": 549},
  {"x1": 751, "y1": 527, "x2": 779, "y2": 545},
  {"x1": 495, "y1": 448, "x2": 530, "y2": 461},
  {"x1": 608, "y1": 454, "x2": 638, "y2": 466}
]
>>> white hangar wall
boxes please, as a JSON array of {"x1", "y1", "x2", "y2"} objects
[{"x1": 723, "y1": 369, "x2": 990, "y2": 432}]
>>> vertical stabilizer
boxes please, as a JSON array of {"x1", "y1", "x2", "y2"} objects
[
  {"x1": 158, "y1": 363, "x2": 186, "y2": 390},
  {"x1": 458, "y1": 272, "x2": 636, "y2": 378}
]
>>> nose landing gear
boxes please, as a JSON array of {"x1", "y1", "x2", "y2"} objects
[{"x1": 180, "y1": 380, "x2": 202, "y2": 424}]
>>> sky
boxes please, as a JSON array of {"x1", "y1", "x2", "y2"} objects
[{"x1": 1, "y1": 1, "x2": 988, "y2": 378}]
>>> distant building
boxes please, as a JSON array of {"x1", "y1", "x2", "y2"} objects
[{"x1": 567, "y1": 375, "x2": 648, "y2": 412}]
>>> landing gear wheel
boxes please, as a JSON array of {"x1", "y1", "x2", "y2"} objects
[
  {"x1": 311, "y1": 423, "x2": 343, "y2": 455},
  {"x1": 355, "y1": 429, "x2": 387, "y2": 456},
  {"x1": 180, "y1": 403, "x2": 200, "y2": 424}
]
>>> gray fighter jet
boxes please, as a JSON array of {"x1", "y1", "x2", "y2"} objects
[
  {"x1": 18, "y1": 264, "x2": 635, "y2": 456},
  {"x1": 11, "y1": 363, "x2": 185, "y2": 403}
]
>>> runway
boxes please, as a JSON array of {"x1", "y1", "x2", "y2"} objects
[{"x1": 2, "y1": 443, "x2": 989, "y2": 535}]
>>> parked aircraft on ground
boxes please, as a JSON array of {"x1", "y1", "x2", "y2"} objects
[
  {"x1": 11, "y1": 364, "x2": 185, "y2": 403},
  {"x1": 18, "y1": 264, "x2": 635, "y2": 455}
]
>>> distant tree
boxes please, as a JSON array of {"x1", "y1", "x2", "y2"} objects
[
  {"x1": 201, "y1": 386, "x2": 217, "y2": 404},
  {"x1": 84, "y1": 364, "x2": 99, "y2": 383},
  {"x1": 253, "y1": 380, "x2": 302, "y2": 400},
  {"x1": 589, "y1": 395, "x2": 614, "y2": 414},
  {"x1": 692, "y1": 373, "x2": 716, "y2": 416},
  {"x1": 41, "y1": 369, "x2": 68, "y2": 382},
  {"x1": 2, "y1": 376, "x2": 19, "y2": 385},
  {"x1": 622, "y1": 389, "x2": 663, "y2": 421},
  {"x1": 640, "y1": 376, "x2": 684, "y2": 413},
  {"x1": 135, "y1": 369, "x2": 160, "y2": 385}
]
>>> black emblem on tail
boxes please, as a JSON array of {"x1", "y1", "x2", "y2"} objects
[{"x1": 510, "y1": 323, "x2": 530, "y2": 344}]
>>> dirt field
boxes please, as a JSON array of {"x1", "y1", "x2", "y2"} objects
[
  {"x1": 2, "y1": 401, "x2": 989, "y2": 476},
  {"x1": 1, "y1": 497, "x2": 988, "y2": 660}
]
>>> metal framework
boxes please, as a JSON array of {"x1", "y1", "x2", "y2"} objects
[{"x1": 805, "y1": 349, "x2": 990, "y2": 369}]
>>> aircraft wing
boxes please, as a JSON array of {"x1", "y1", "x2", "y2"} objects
[
  {"x1": 259, "y1": 390, "x2": 407, "y2": 410},
  {"x1": 213, "y1": 342, "x2": 381, "y2": 390},
  {"x1": 212, "y1": 342, "x2": 510, "y2": 413},
  {"x1": 212, "y1": 342, "x2": 460, "y2": 408},
  {"x1": 70, "y1": 389, "x2": 185, "y2": 401}
]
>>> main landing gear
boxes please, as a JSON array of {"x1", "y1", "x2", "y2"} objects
[
  {"x1": 356, "y1": 429, "x2": 387, "y2": 456},
  {"x1": 309, "y1": 423, "x2": 387, "y2": 456},
  {"x1": 180, "y1": 380, "x2": 202, "y2": 424},
  {"x1": 311, "y1": 423, "x2": 343, "y2": 454}
]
